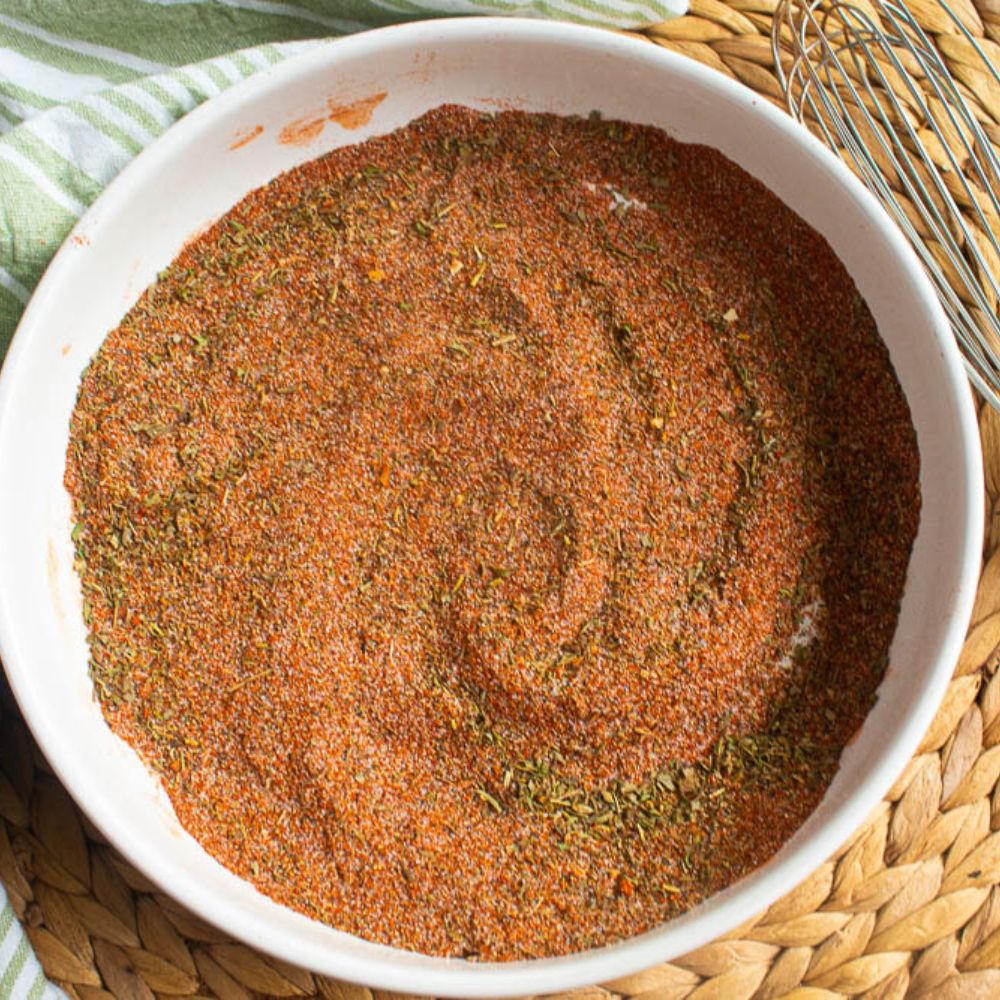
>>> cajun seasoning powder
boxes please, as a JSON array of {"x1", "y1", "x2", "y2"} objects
[{"x1": 66, "y1": 107, "x2": 920, "y2": 960}]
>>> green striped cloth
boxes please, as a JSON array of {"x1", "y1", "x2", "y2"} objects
[{"x1": 0, "y1": 1, "x2": 685, "y2": 996}]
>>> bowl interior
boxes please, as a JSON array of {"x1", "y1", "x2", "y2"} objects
[{"x1": 0, "y1": 19, "x2": 982, "y2": 997}]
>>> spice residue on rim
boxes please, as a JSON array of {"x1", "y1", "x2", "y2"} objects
[
  {"x1": 327, "y1": 91, "x2": 387, "y2": 130},
  {"x1": 278, "y1": 115, "x2": 326, "y2": 147},
  {"x1": 229, "y1": 124, "x2": 264, "y2": 151},
  {"x1": 65, "y1": 106, "x2": 920, "y2": 961}
]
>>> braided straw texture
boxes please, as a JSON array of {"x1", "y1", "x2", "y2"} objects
[{"x1": 3, "y1": 1, "x2": 1000, "y2": 996}]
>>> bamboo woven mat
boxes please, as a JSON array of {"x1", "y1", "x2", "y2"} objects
[{"x1": 3, "y1": 1, "x2": 1000, "y2": 997}]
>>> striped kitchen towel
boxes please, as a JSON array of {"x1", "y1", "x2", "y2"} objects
[
  {"x1": 0, "y1": 903, "x2": 59, "y2": 1000},
  {"x1": 0, "y1": 1, "x2": 686, "y2": 996}
]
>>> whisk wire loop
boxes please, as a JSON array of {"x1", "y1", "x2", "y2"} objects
[{"x1": 773, "y1": 0, "x2": 1000, "y2": 408}]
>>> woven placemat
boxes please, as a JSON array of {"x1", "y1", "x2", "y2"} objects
[{"x1": 3, "y1": 2, "x2": 1000, "y2": 997}]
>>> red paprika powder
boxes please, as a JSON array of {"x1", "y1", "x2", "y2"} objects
[{"x1": 66, "y1": 106, "x2": 920, "y2": 960}]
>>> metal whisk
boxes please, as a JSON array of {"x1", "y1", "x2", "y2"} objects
[{"x1": 773, "y1": 0, "x2": 1000, "y2": 408}]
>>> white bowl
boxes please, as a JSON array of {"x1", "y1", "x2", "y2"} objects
[{"x1": 0, "y1": 18, "x2": 983, "y2": 996}]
